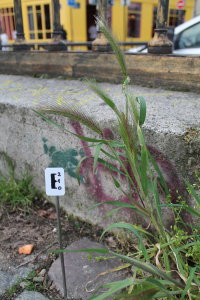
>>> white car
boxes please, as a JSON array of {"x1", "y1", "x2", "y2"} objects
[
  {"x1": 173, "y1": 15, "x2": 200, "y2": 54},
  {"x1": 128, "y1": 15, "x2": 200, "y2": 55}
]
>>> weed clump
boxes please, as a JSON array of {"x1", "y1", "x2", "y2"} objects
[{"x1": 0, "y1": 152, "x2": 41, "y2": 210}]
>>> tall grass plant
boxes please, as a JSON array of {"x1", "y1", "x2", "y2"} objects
[{"x1": 35, "y1": 18, "x2": 200, "y2": 299}]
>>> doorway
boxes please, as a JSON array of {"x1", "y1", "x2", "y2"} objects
[{"x1": 86, "y1": 4, "x2": 97, "y2": 41}]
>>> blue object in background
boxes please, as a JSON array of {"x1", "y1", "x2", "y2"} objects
[
  {"x1": 74, "y1": 2, "x2": 80, "y2": 8},
  {"x1": 68, "y1": 0, "x2": 75, "y2": 7},
  {"x1": 89, "y1": 0, "x2": 114, "y2": 4}
]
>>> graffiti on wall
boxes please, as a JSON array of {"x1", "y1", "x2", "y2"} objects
[
  {"x1": 42, "y1": 119, "x2": 189, "y2": 230},
  {"x1": 42, "y1": 137, "x2": 84, "y2": 183}
]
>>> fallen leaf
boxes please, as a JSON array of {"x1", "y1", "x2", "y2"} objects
[
  {"x1": 38, "y1": 210, "x2": 46, "y2": 217},
  {"x1": 48, "y1": 212, "x2": 57, "y2": 220},
  {"x1": 38, "y1": 210, "x2": 50, "y2": 217},
  {"x1": 18, "y1": 244, "x2": 34, "y2": 255}
]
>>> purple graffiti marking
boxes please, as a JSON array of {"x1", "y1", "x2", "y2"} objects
[{"x1": 69, "y1": 119, "x2": 189, "y2": 230}]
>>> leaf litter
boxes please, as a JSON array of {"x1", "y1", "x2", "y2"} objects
[{"x1": 0, "y1": 197, "x2": 129, "y2": 300}]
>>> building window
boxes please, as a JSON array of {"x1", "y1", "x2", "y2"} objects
[
  {"x1": 128, "y1": 3, "x2": 141, "y2": 38},
  {"x1": 0, "y1": 7, "x2": 16, "y2": 40},
  {"x1": 152, "y1": 7, "x2": 157, "y2": 37},
  {"x1": 28, "y1": 6, "x2": 35, "y2": 39},
  {"x1": 169, "y1": 9, "x2": 185, "y2": 27},
  {"x1": 27, "y1": 4, "x2": 51, "y2": 40}
]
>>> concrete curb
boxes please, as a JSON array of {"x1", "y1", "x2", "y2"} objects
[{"x1": 0, "y1": 74, "x2": 200, "y2": 233}]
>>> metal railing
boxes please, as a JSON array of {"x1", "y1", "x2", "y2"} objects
[{"x1": 0, "y1": 41, "x2": 148, "y2": 52}]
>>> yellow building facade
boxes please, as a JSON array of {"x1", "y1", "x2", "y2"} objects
[{"x1": 0, "y1": 0, "x2": 195, "y2": 44}]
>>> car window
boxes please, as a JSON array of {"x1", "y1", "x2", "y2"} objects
[{"x1": 178, "y1": 22, "x2": 200, "y2": 49}]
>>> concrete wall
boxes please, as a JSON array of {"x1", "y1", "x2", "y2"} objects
[
  {"x1": 0, "y1": 75, "x2": 200, "y2": 237},
  {"x1": 0, "y1": 51, "x2": 199, "y2": 93}
]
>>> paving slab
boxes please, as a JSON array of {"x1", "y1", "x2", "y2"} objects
[
  {"x1": 0, "y1": 251, "x2": 34, "y2": 296},
  {"x1": 48, "y1": 238, "x2": 127, "y2": 299},
  {"x1": 14, "y1": 290, "x2": 50, "y2": 300}
]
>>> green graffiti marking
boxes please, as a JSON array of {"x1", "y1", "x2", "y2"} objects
[{"x1": 42, "y1": 138, "x2": 84, "y2": 182}]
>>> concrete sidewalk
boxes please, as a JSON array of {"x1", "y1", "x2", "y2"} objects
[{"x1": 0, "y1": 74, "x2": 199, "y2": 231}]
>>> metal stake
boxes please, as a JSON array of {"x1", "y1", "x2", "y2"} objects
[{"x1": 56, "y1": 196, "x2": 67, "y2": 300}]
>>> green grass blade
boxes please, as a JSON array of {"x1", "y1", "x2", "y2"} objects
[
  {"x1": 114, "y1": 283, "x2": 159, "y2": 300},
  {"x1": 167, "y1": 242, "x2": 200, "y2": 254},
  {"x1": 93, "y1": 143, "x2": 103, "y2": 175},
  {"x1": 124, "y1": 147, "x2": 144, "y2": 196},
  {"x1": 98, "y1": 207, "x2": 122, "y2": 221},
  {"x1": 100, "y1": 223, "x2": 149, "y2": 262},
  {"x1": 154, "y1": 290, "x2": 183, "y2": 297},
  {"x1": 137, "y1": 96, "x2": 146, "y2": 126},
  {"x1": 111, "y1": 252, "x2": 162, "y2": 276},
  {"x1": 128, "y1": 93, "x2": 139, "y2": 124},
  {"x1": 88, "y1": 201, "x2": 137, "y2": 211},
  {"x1": 95, "y1": 157, "x2": 126, "y2": 175},
  {"x1": 38, "y1": 107, "x2": 103, "y2": 135},
  {"x1": 148, "y1": 264, "x2": 185, "y2": 289},
  {"x1": 163, "y1": 248, "x2": 171, "y2": 275},
  {"x1": 100, "y1": 149, "x2": 118, "y2": 160},
  {"x1": 138, "y1": 126, "x2": 147, "y2": 196},
  {"x1": 33, "y1": 110, "x2": 105, "y2": 143},
  {"x1": 147, "y1": 178, "x2": 153, "y2": 194},
  {"x1": 193, "y1": 274, "x2": 200, "y2": 286},
  {"x1": 84, "y1": 77, "x2": 121, "y2": 118},
  {"x1": 183, "y1": 178, "x2": 200, "y2": 206},
  {"x1": 119, "y1": 189, "x2": 149, "y2": 218},
  {"x1": 76, "y1": 156, "x2": 90, "y2": 185},
  {"x1": 116, "y1": 152, "x2": 128, "y2": 157},
  {"x1": 87, "y1": 278, "x2": 134, "y2": 300},
  {"x1": 160, "y1": 204, "x2": 200, "y2": 219},
  {"x1": 107, "y1": 144, "x2": 146, "y2": 206},
  {"x1": 168, "y1": 241, "x2": 187, "y2": 280},
  {"x1": 51, "y1": 248, "x2": 109, "y2": 254},
  {"x1": 180, "y1": 267, "x2": 196, "y2": 300},
  {"x1": 109, "y1": 165, "x2": 120, "y2": 188},
  {"x1": 88, "y1": 201, "x2": 152, "y2": 224},
  {"x1": 109, "y1": 141, "x2": 125, "y2": 148},
  {"x1": 96, "y1": 17, "x2": 127, "y2": 78},
  {"x1": 145, "y1": 278, "x2": 177, "y2": 299},
  {"x1": 147, "y1": 148, "x2": 169, "y2": 196},
  {"x1": 154, "y1": 178, "x2": 164, "y2": 228},
  {"x1": 180, "y1": 222, "x2": 200, "y2": 232}
]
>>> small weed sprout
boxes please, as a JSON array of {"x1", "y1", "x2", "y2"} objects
[{"x1": 87, "y1": 254, "x2": 93, "y2": 261}]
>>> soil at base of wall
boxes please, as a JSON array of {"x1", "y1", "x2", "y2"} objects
[{"x1": 0, "y1": 197, "x2": 132, "y2": 300}]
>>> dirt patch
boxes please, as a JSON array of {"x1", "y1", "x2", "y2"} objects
[{"x1": 0, "y1": 198, "x2": 127, "y2": 300}]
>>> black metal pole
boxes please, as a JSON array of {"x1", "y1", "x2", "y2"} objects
[
  {"x1": 148, "y1": 0, "x2": 173, "y2": 54},
  {"x1": 14, "y1": 0, "x2": 24, "y2": 39},
  {"x1": 47, "y1": 0, "x2": 67, "y2": 51},
  {"x1": 157, "y1": 0, "x2": 169, "y2": 29},
  {"x1": 52, "y1": 0, "x2": 62, "y2": 37},
  {"x1": 98, "y1": 0, "x2": 108, "y2": 20},
  {"x1": 92, "y1": 0, "x2": 109, "y2": 52},
  {"x1": 56, "y1": 196, "x2": 67, "y2": 300},
  {"x1": 13, "y1": 0, "x2": 30, "y2": 50}
]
